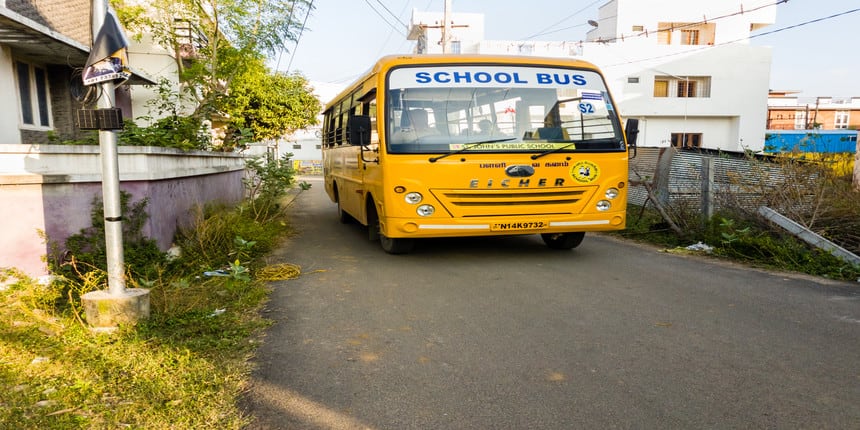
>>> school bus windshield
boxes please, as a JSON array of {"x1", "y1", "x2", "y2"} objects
[{"x1": 386, "y1": 65, "x2": 625, "y2": 154}]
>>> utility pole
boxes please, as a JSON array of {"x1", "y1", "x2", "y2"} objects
[
  {"x1": 81, "y1": 0, "x2": 150, "y2": 331},
  {"x1": 441, "y1": 0, "x2": 452, "y2": 53},
  {"x1": 91, "y1": 0, "x2": 125, "y2": 296},
  {"x1": 812, "y1": 97, "x2": 820, "y2": 129}
]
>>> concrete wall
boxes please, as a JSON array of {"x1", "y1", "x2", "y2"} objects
[
  {"x1": 0, "y1": 46, "x2": 20, "y2": 145},
  {"x1": 127, "y1": 33, "x2": 190, "y2": 125},
  {"x1": 0, "y1": 145, "x2": 245, "y2": 277}
]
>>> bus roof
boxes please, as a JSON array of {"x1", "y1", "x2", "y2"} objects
[{"x1": 323, "y1": 54, "x2": 605, "y2": 112}]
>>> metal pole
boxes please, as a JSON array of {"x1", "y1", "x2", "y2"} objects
[
  {"x1": 92, "y1": 0, "x2": 126, "y2": 295},
  {"x1": 442, "y1": 0, "x2": 451, "y2": 53}
]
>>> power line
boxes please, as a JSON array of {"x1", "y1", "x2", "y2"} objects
[
  {"x1": 520, "y1": 0, "x2": 603, "y2": 41},
  {"x1": 274, "y1": 1, "x2": 299, "y2": 71},
  {"x1": 374, "y1": 0, "x2": 409, "y2": 29},
  {"x1": 594, "y1": 0, "x2": 787, "y2": 44},
  {"x1": 363, "y1": 0, "x2": 407, "y2": 37},
  {"x1": 525, "y1": 22, "x2": 590, "y2": 40},
  {"x1": 286, "y1": 0, "x2": 315, "y2": 73},
  {"x1": 374, "y1": 0, "x2": 413, "y2": 59},
  {"x1": 602, "y1": 7, "x2": 860, "y2": 68}
]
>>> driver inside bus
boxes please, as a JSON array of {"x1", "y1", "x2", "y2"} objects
[
  {"x1": 477, "y1": 119, "x2": 500, "y2": 136},
  {"x1": 393, "y1": 109, "x2": 439, "y2": 143}
]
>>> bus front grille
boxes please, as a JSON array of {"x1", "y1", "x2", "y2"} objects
[{"x1": 432, "y1": 188, "x2": 594, "y2": 217}]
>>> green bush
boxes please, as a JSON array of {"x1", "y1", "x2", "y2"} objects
[
  {"x1": 620, "y1": 205, "x2": 860, "y2": 282},
  {"x1": 48, "y1": 192, "x2": 165, "y2": 298}
]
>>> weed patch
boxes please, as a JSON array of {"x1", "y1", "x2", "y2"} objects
[
  {"x1": 1, "y1": 155, "x2": 298, "y2": 429},
  {"x1": 621, "y1": 153, "x2": 860, "y2": 282}
]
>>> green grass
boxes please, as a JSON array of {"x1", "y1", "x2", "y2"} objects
[
  {"x1": 619, "y1": 204, "x2": 860, "y2": 282},
  {"x1": 1, "y1": 156, "x2": 299, "y2": 429},
  {"x1": 1, "y1": 223, "x2": 280, "y2": 429}
]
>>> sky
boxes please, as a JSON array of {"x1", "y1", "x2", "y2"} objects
[{"x1": 274, "y1": 0, "x2": 860, "y2": 100}]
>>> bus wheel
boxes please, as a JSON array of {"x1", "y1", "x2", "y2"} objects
[
  {"x1": 541, "y1": 232, "x2": 585, "y2": 250},
  {"x1": 335, "y1": 189, "x2": 352, "y2": 224},
  {"x1": 367, "y1": 201, "x2": 414, "y2": 254},
  {"x1": 380, "y1": 232, "x2": 415, "y2": 255}
]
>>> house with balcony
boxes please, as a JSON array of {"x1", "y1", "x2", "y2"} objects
[
  {"x1": 580, "y1": 0, "x2": 776, "y2": 152},
  {"x1": 406, "y1": 0, "x2": 778, "y2": 153}
]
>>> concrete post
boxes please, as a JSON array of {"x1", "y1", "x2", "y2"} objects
[{"x1": 701, "y1": 157, "x2": 715, "y2": 222}]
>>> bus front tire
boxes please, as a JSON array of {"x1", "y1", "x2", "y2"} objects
[
  {"x1": 367, "y1": 201, "x2": 414, "y2": 254},
  {"x1": 380, "y1": 232, "x2": 414, "y2": 254},
  {"x1": 541, "y1": 232, "x2": 585, "y2": 250}
]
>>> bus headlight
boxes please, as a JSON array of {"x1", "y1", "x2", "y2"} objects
[
  {"x1": 605, "y1": 188, "x2": 619, "y2": 199},
  {"x1": 405, "y1": 192, "x2": 423, "y2": 204},
  {"x1": 596, "y1": 200, "x2": 611, "y2": 211},
  {"x1": 417, "y1": 205, "x2": 435, "y2": 216}
]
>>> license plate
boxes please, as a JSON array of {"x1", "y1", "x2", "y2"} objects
[{"x1": 491, "y1": 220, "x2": 548, "y2": 231}]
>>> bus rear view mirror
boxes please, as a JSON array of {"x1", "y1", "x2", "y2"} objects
[
  {"x1": 348, "y1": 115, "x2": 372, "y2": 147},
  {"x1": 625, "y1": 118, "x2": 639, "y2": 158}
]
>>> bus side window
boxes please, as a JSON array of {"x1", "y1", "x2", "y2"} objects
[{"x1": 359, "y1": 90, "x2": 378, "y2": 144}]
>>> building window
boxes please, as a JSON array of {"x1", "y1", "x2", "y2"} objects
[
  {"x1": 834, "y1": 111, "x2": 849, "y2": 129},
  {"x1": 451, "y1": 40, "x2": 461, "y2": 54},
  {"x1": 293, "y1": 144, "x2": 302, "y2": 149},
  {"x1": 628, "y1": 77, "x2": 640, "y2": 84},
  {"x1": 654, "y1": 80, "x2": 668, "y2": 97},
  {"x1": 677, "y1": 80, "x2": 696, "y2": 97},
  {"x1": 15, "y1": 61, "x2": 52, "y2": 128},
  {"x1": 654, "y1": 76, "x2": 710, "y2": 98},
  {"x1": 657, "y1": 24, "x2": 672, "y2": 45},
  {"x1": 632, "y1": 25, "x2": 644, "y2": 31},
  {"x1": 671, "y1": 133, "x2": 702, "y2": 148},
  {"x1": 657, "y1": 22, "x2": 715, "y2": 45},
  {"x1": 680, "y1": 30, "x2": 699, "y2": 45},
  {"x1": 794, "y1": 111, "x2": 807, "y2": 130}
]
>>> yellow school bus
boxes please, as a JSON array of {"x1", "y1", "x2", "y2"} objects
[{"x1": 322, "y1": 54, "x2": 638, "y2": 254}]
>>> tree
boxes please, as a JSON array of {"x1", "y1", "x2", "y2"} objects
[
  {"x1": 224, "y1": 57, "x2": 321, "y2": 143},
  {"x1": 112, "y1": 0, "x2": 319, "y2": 149}
]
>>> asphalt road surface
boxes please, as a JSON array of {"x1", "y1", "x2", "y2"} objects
[{"x1": 242, "y1": 176, "x2": 860, "y2": 429}]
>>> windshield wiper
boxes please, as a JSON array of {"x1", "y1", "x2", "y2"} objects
[
  {"x1": 530, "y1": 142, "x2": 578, "y2": 160},
  {"x1": 428, "y1": 137, "x2": 516, "y2": 163}
]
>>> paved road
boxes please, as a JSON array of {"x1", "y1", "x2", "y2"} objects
[{"x1": 242, "y1": 176, "x2": 860, "y2": 429}]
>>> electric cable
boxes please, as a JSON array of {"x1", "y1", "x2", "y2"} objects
[
  {"x1": 274, "y1": 0, "x2": 298, "y2": 72},
  {"x1": 286, "y1": 0, "x2": 315, "y2": 73},
  {"x1": 520, "y1": 0, "x2": 603, "y2": 41},
  {"x1": 602, "y1": 7, "x2": 860, "y2": 68},
  {"x1": 363, "y1": 0, "x2": 407, "y2": 37},
  {"x1": 374, "y1": 0, "x2": 408, "y2": 29},
  {"x1": 594, "y1": 0, "x2": 788, "y2": 44}
]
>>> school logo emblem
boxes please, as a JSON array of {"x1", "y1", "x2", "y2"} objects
[
  {"x1": 504, "y1": 165, "x2": 535, "y2": 178},
  {"x1": 570, "y1": 160, "x2": 599, "y2": 183}
]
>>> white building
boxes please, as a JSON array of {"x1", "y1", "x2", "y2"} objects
[{"x1": 407, "y1": 0, "x2": 778, "y2": 152}]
